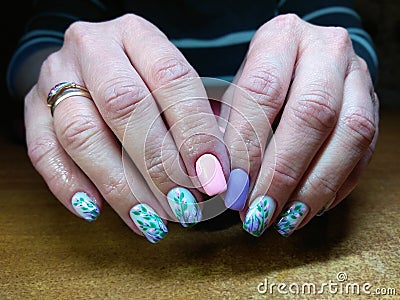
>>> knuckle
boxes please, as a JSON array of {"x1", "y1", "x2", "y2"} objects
[
  {"x1": 100, "y1": 79, "x2": 151, "y2": 126},
  {"x1": 40, "y1": 52, "x2": 58, "y2": 74},
  {"x1": 230, "y1": 125, "x2": 263, "y2": 166},
  {"x1": 254, "y1": 14, "x2": 301, "y2": 46},
  {"x1": 144, "y1": 140, "x2": 177, "y2": 191},
  {"x1": 270, "y1": 13, "x2": 301, "y2": 29},
  {"x1": 178, "y1": 119, "x2": 221, "y2": 153},
  {"x1": 28, "y1": 139, "x2": 74, "y2": 194},
  {"x1": 118, "y1": 13, "x2": 147, "y2": 31},
  {"x1": 101, "y1": 172, "x2": 130, "y2": 203},
  {"x1": 37, "y1": 52, "x2": 63, "y2": 89},
  {"x1": 272, "y1": 154, "x2": 299, "y2": 189},
  {"x1": 61, "y1": 21, "x2": 104, "y2": 64},
  {"x1": 27, "y1": 136, "x2": 59, "y2": 170},
  {"x1": 146, "y1": 151, "x2": 178, "y2": 190},
  {"x1": 60, "y1": 113, "x2": 99, "y2": 152},
  {"x1": 291, "y1": 88, "x2": 338, "y2": 132},
  {"x1": 118, "y1": 12, "x2": 140, "y2": 24},
  {"x1": 342, "y1": 110, "x2": 376, "y2": 149},
  {"x1": 119, "y1": 13, "x2": 166, "y2": 40},
  {"x1": 347, "y1": 56, "x2": 372, "y2": 80},
  {"x1": 325, "y1": 26, "x2": 352, "y2": 55},
  {"x1": 239, "y1": 67, "x2": 284, "y2": 111},
  {"x1": 64, "y1": 21, "x2": 95, "y2": 47},
  {"x1": 308, "y1": 173, "x2": 338, "y2": 197},
  {"x1": 45, "y1": 164, "x2": 75, "y2": 195},
  {"x1": 357, "y1": 57, "x2": 369, "y2": 73},
  {"x1": 150, "y1": 57, "x2": 193, "y2": 86},
  {"x1": 230, "y1": 142, "x2": 262, "y2": 169}
]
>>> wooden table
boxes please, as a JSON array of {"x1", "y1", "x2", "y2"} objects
[{"x1": 1, "y1": 108, "x2": 399, "y2": 300}]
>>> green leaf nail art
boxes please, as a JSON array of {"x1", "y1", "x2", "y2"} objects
[
  {"x1": 167, "y1": 187, "x2": 202, "y2": 227},
  {"x1": 71, "y1": 192, "x2": 100, "y2": 222},
  {"x1": 243, "y1": 196, "x2": 275, "y2": 237},
  {"x1": 130, "y1": 204, "x2": 168, "y2": 244},
  {"x1": 275, "y1": 201, "x2": 309, "y2": 237}
]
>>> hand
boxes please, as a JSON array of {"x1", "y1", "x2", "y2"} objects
[
  {"x1": 220, "y1": 14, "x2": 379, "y2": 237},
  {"x1": 24, "y1": 14, "x2": 230, "y2": 243}
]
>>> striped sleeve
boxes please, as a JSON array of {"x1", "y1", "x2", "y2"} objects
[
  {"x1": 277, "y1": 0, "x2": 378, "y2": 85},
  {"x1": 6, "y1": 0, "x2": 116, "y2": 97}
]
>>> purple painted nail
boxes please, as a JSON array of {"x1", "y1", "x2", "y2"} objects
[{"x1": 224, "y1": 168, "x2": 249, "y2": 211}]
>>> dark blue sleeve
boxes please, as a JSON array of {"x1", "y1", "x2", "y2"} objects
[{"x1": 6, "y1": 0, "x2": 118, "y2": 97}]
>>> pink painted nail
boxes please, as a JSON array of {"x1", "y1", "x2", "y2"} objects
[{"x1": 195, "y1": 153, "x2": 227, "y2": 196}]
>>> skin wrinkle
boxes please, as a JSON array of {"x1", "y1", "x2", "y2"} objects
[{"x1": 60, "y1": 119, "x2": 102, "y2": 157}]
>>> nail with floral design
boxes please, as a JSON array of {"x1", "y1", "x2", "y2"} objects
[
  {"x1": 167, "y1": 187, "x2": 202, "y2": 227},
  {"x1": 130, "y1": 204, "x2": 168, "y2": 243},
  {"x1": 243, "y1": 196, "x2": 276, "y2": 237},
  {"x1": 274, "y1": 201, "x2": 309, "y2": 237},
  {"x1": 71, "y1": 192, "x2": 100, "y2": 222}
]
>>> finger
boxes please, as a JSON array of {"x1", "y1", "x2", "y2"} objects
[
  {"x1": 244, "y1": 25, "x2": 353, "y2": 237},
  {"x1": 60, "y1": 17, "x2": 204, "y2": 226},
  {"x1": 38, "y1": 72, "x2": 170, "y2": 242},
  {"x1": 324, "y1": 91, "x2": 380, "y2": 213},
  {"x1": 222, "y1": 14, "x2": 300, "y2": 211},
  {"x1": 25, "y1": 86, "x2": 103, "y2": 222},
  {"x1": 35, "y1": 42, "x2": 173, "y2": 240},
  {"x1": 122, "y1": 15, "x2": 230, "y2": 196},
  {"x1": 288, "y1": 57, "x2": 377, "y2": 233}
]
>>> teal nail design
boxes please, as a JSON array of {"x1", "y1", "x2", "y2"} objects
[
  {"x1": 274, "y1": 201, "x2": 309, "y2": 237},
  {"x1": 130, "y1": 204, "x2": 168, "y2": 243},
  {"x1": 167, "y1": 187, "x2": 202, "y2": 227},
  {"x1": 243, "y1": 196, "x2": 276, "y2": 237},
  {"x1": 71, "y1": 192, "x2": 100, "y2": 222}
]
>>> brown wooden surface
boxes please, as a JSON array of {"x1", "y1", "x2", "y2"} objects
[{"x1": 0, "y1": 108, "x2": 399, "y2": 300}]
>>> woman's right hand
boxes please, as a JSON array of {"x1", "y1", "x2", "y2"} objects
[{"x1": 24, "y1": 14, "x2": 230, "y2": 243}]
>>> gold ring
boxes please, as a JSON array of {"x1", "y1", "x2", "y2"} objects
[{"x1": 47, "y1": 82, "x2": 92, "y2": 116}]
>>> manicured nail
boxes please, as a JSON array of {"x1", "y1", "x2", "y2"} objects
[
  {"x1": 317, "y1": 196, "x2": 336, "y2": 216},
  {"x1": 167, "y1": 187, "x2": 202, "y2": 227},
  {"x1": 71, "y1": 192, "x2": 100, "y2": 222},
  {"x1": 243, "y1": 196, "x2": 276, "y2": 237},
  {"x1": 195, "y1": 153, "x2": 226, "y2": 196},
  {"x1": 274, "y1": 201, "x2": 309, "y2": 237},
  {"x1": 224, "y1": 168, "x2": 249, "y2": 211},
  {"x1": 129, "y1": 204, "x2": 168, "y2": 244}
]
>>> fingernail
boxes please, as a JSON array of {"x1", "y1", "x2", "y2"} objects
[
  {"x1": 317, "y1": 196, "x2": 336, "y2": 216},
  {"x1": 195, "y1": 153, "x2": 226, "y2": 196},
  {"x1": 243, "y1": 196, "x2": 276, "y2": 237},
  {"x1": 167, "y1": 187, "x2": 202, "y2": 227},
  {"x1": 224, "y1": 168, "x2": 249, "y2": 211},
  {"x1": 129, "y1": 204, "x2": 168, "y2": 244},
  {"x1": 71, "y1": 192, "x2": 100, "y2": 222},
  {"x1": 274, "y1": 201, "x2": 309, "y2": 237}
]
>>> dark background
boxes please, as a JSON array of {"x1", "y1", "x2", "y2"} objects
[{"x1": 1, "y1": 1, "x2": 399, "y2": 144}]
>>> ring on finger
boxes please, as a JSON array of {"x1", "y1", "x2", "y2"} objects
[{"x1": 47, "y1": 82, "x2": 92, "y2": 116}]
